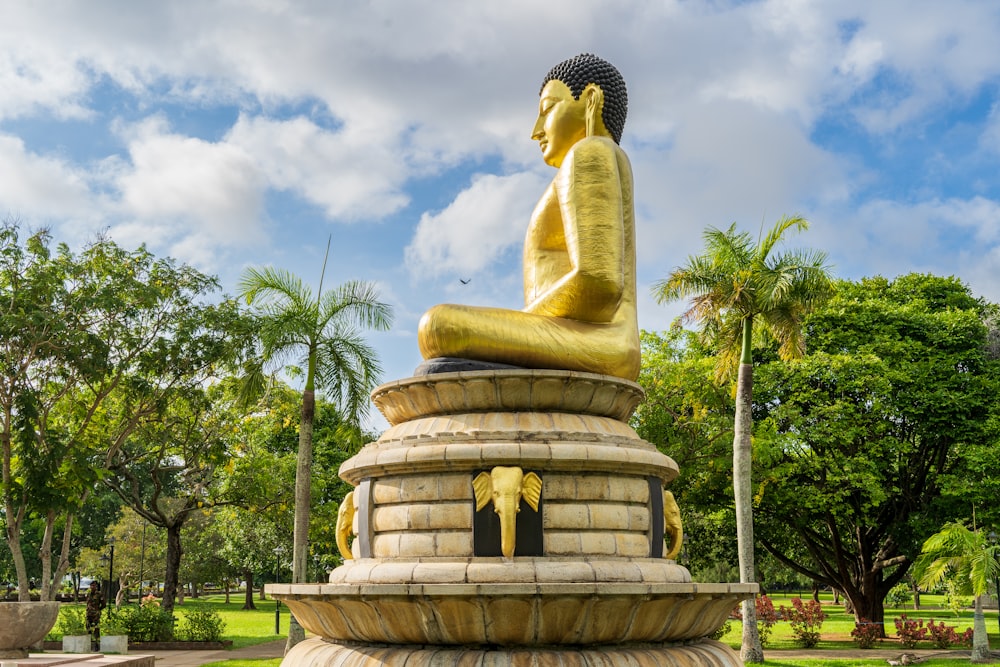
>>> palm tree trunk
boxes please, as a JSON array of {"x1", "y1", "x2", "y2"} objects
[
  {"x1": 735, "y1": 318, "x2": 764, "y2": 663},
  {"x1": 285, "y1": 386, "x2": 314, "y2": 651},
  {"x1": 972, "y1": 593, "x2": 990, "y2": 663}
]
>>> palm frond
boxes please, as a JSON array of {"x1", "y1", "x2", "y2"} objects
[
  {"x1": 757, "y1": 215, "x2": 808, "y2": 262},
  {"x1": 238, "y1": 266, "x2": 313, "y2": 310}
]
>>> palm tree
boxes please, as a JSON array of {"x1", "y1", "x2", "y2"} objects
[
  {"x1": 238, "y1": 240, "x2": 392, "y2": 650},
  {"x1": 913, "y1": 522, "x2": 1000, "y2": 663},
  {"x1": 652, "y1": 215, "x2": 833, "y2": 662}
]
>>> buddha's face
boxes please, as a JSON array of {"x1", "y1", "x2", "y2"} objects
[{"x1": 531, "y1": 79, "x2": 589, "y2": 168}]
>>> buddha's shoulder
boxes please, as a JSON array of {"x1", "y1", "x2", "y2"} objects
[{"x1": 565, "y1": 136, "x2": 629, "y2": 165}]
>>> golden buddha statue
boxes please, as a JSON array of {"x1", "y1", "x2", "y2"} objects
[{"x1": 418, "y1": 54, "x2": 639, "y2": 381}]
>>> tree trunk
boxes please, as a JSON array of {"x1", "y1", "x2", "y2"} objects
[
  {"x1": 286, "y1": 386, "x2": 315, "y2": 651},
  {"x1": 52, "y1": 513, "x2": 75, "y2": 600},
  {"x1": 4, "y1": 504, "x2": 30, "y2": 601},
  {"x1": 242, "y1": 570, "x2": 256, "y2": 610},
  {"x1": 734, "y1": 335, "x2": 764, "y2": 662},
  {"x1": 845, "y1": 585, "x2": 886, "y2": 637},
  {"x1": 971, "y1": 594, "x2": 990, "y2": 663},
  {"x1": 38, "y1": 510, "x2": 56, "y2": 600},
  {"x1": 161, "y1": 521, "x2": 184, "y2": 614}
]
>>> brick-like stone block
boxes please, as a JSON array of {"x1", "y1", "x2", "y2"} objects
[
  {"x1": 589, "y1": 504, "x2": 629, "y2": 530},
  {"x1": 428, "y1": 502, "x2": 473, "y2": 530},
  {"x1": 372, "y1": 506, "x2": 409, "y2": 532},
  {"x1": 434, "y1": 531, "x2": 473, "y2": 557},
  {"x1": 397, "y1": 532, "x2": 436, "y2": 558},
  {"x1": 541, "y1": 475, "x2": 576, "y2": 499},
  {"x1": 544, "y1": 532, "x2": 582, "y2": 555},
  {"x1": 615, "y1": 532, "x2": 650, "y2": 557},
  {"x1": 575, "y1": 475, "x2": 611, "y2": 500},
  {"x1": 438, "y1": 473, "x2": 474, "y2": 500},
  {"x1": 371, "y1": 479, "x2": 403, "y2": 504},
  {"x1": 579, "y1": 532, "x2": 617, "y2": 555},
  {"x1": 543, "y1": 503, "x2": 591, "y2": 530}
]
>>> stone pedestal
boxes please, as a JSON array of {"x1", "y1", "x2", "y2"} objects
[{"x1": 270, "y1": 370, "x2": 755, "y2": 666}]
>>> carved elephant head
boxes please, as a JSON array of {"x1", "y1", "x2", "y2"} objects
[
  {"x1": 663, "y1": 489, "x2": 683, "y2": 560},
  {"x1": 335, "y1": 490, "x2": 356, "y2": 561},
  {"x1": 473, "y1": 466, "x2": 542, "y2": 559}
]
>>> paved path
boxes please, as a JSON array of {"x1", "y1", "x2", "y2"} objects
[{"x1": 134, "y1": 640, "x2": 284, "y2": 667}]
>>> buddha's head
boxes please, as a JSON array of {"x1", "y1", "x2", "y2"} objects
[{"x1": 532, "y1": 54, "x2": 628, "y2": 168}]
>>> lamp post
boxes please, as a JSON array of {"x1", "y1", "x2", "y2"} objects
[
  {"x1": 138, "y1": 522, "x2": 147, "y2": 598},
  {"x1": 273, "y1": 545, "x2": 285, "y2": 635}
]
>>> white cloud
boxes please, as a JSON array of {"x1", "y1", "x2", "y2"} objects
[
  {"x1": 405, "y1": 171, "x2": 547, "y2": 278},
  {"x1": 226, "y1": 115, "x2": 408, "y2": 221},
  {"x1": 0, "y1": 134, "x2": 93, "y2": 218},
  {"x1": 114, "y1": 116, "x2": 266, "y2": 245}
]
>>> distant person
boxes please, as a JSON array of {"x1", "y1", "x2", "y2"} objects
[{"x1": 85, "y1": 580, "x2": 105, "y2": 645}]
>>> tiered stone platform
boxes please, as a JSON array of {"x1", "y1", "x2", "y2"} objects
[{"x1": 270, "y1": 369, "x2": 755, "y2": 666}]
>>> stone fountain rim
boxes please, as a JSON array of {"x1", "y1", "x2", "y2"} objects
[{"x1": 270, "y1": 581, "x2": 758, "y2": 598}]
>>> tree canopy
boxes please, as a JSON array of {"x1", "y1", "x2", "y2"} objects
[{"x1": 752, "y1": 274, "x2": 1000, "y2": 631}]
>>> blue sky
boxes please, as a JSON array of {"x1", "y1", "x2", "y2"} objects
[{"x1": 3, "y1": 1, "x2": 1000, "y2": 429}]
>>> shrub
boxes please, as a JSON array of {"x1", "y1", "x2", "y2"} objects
[
  {"x1": 894, "y1": 614, "x2": 928, "y2": 649},
  {"x1": 710, "y1": 620, "x2": 732, "y2": 641},
  {"x1": 117, "y1": 604, "x2": 175, "y2": 641},
  {"x1": 885, "y1": 583, "x2": 912, "y2": 607},
  {"x1": 850, "y1": 618, "x2": 882, "y2": 649},
  {"x1": 779, "y1": 597, "x2": 826, "y2": 648},
  {"x1": 102, "y1": 609, "x2": 129, "y2": 636},
  {"x1": 57, "y1": 607, "x2": 89, "y2": 636},
  {"x1": 926, "y1": 619, "x2": 972, "y2": 649},
  {"x1": 730, "y1": 595, "x2": 779, "y2": 646},
  {"x1": 755, "y1": 595, "x2": 779, "y2": 646},
  {"x1": 178, "y1": 609, "x2": 226, "y2": 642}
]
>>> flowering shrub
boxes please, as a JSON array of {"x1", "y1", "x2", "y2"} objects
[
  {"x1": 850, "y1": 619, "x2": 882, "y2": 649},
  {"x1": 141, "y1": 593, "x2": 160, "y2": 608},
  {"x1": 755, "y1": 595, "x2": 779, "y2": 646},
  {"x1": 926, "y1": 619, "x2": 973, "y2": 649},
  {"x1": 730, "y1": 595, "x2": 779, "y2": 646},
  {"x1": 779, "y1": 598, "x2": 826, "y2": 648},
  {"x1": 894, "y1": 614, "x2": 928, "y2": 648}
]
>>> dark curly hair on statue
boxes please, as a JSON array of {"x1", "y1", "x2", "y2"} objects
[{"x1": 540, "y1": 53, "x2": 628, "y2": 144}]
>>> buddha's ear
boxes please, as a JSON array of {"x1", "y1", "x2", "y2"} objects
[{"x1": 583, "y1": 83, "x2": 605, "y2": 137}]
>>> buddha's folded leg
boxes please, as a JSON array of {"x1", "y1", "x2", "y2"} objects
[{"x1": 418, "y1": 303, "x2": 638, "y2": 379}]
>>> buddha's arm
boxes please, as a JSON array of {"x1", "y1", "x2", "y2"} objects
[{"x1": 524, "y1": 137, "x2": 625, "y2": 323}]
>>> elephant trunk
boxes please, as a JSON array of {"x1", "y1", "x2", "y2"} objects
[{"x1": 495, "y1": 496, "x2": 521, "y2": 559}]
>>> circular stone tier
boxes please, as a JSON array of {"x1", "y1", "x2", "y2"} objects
[
  {"x1": 0, "y1": 601, "x2": 60, "y2": 658},
  {"x1": 283, "y1": 637, "x2": 743, "y2": 667},
  {"x1": 272, "y1": 580, "x2": 754, "y2": 646},
  {"x1": 371, "y1": 369, "x2": 644, "y2": 426},
  {"x1": 328, "y1": 558, "x2": 691, "y2": 585}
]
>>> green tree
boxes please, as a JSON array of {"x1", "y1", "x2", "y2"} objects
[
  {"x1": 238, "y1": 244, "x2": 392, "y2": 648},
  {"x1": 103, "y1": 383, "x2": 242, "y2": 614},
  {"x1": 913, "y1": 522, "x2": 1000, "y2": 663},
  {"x1": 652, "y1": 216, "x2": 833, "y2": 662},
  {"x1": 752, "y1": 274, "x2": 1000, "y2": 633},
  {"x1": 3, "y1": 223, "x2": 244, "y2": 600}
]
